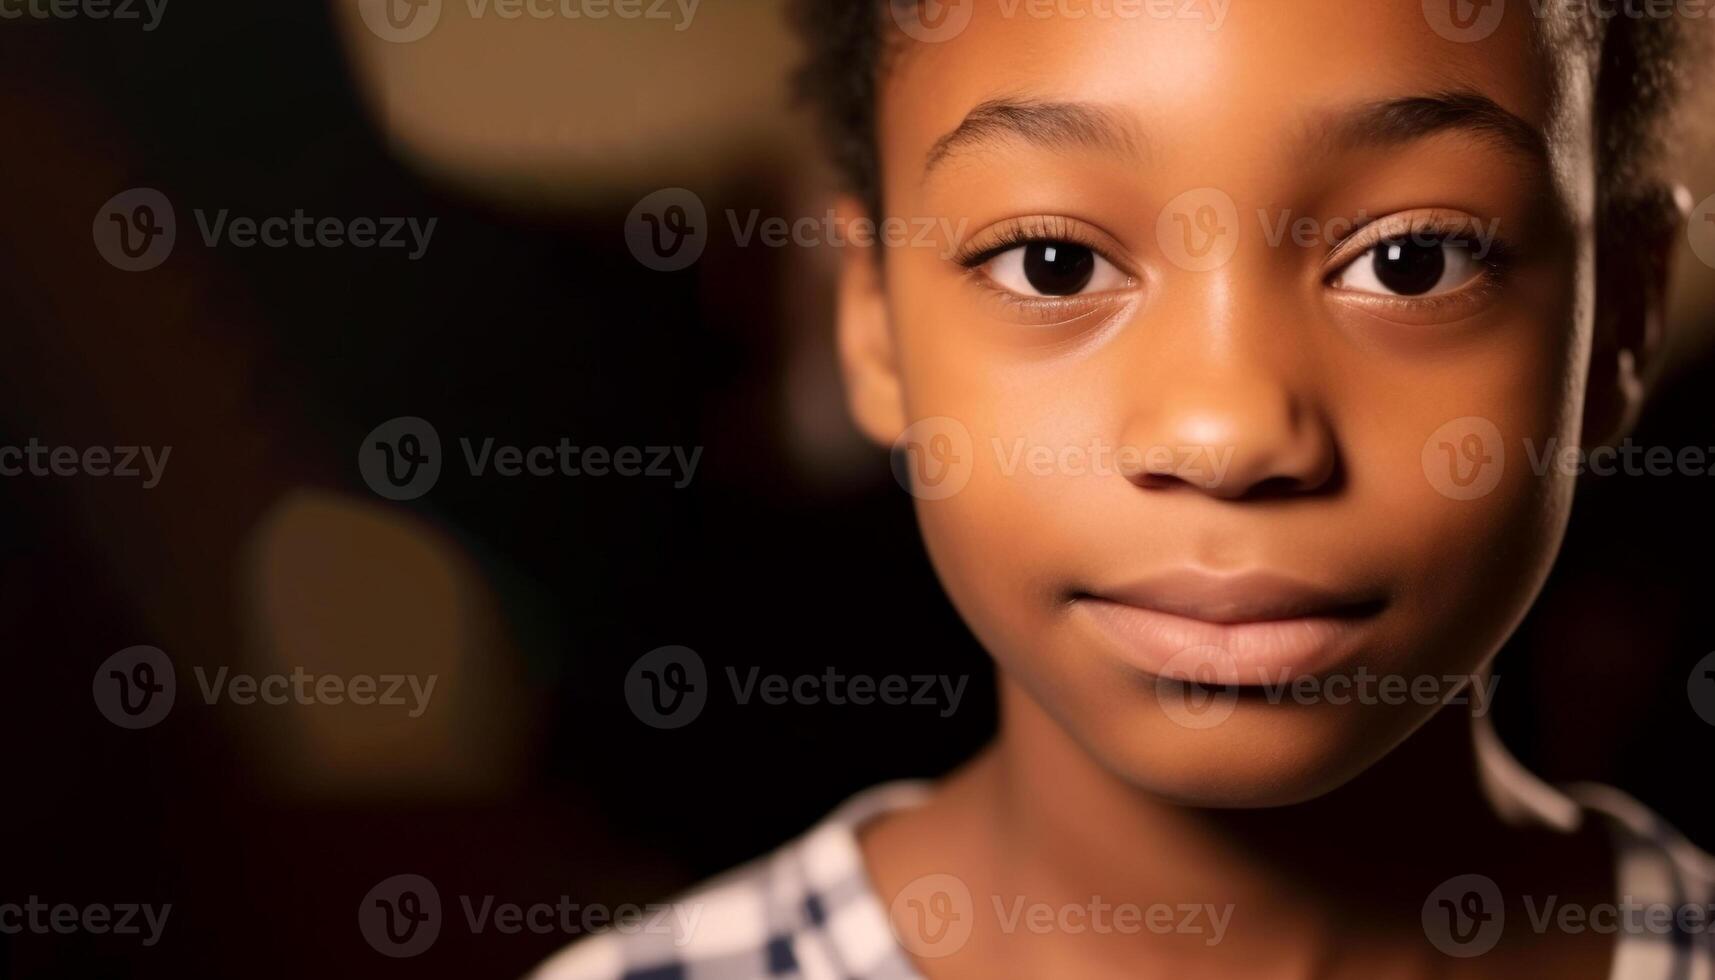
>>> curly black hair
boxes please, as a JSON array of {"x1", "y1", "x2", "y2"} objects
[{"x1": 788, "y1": 2, "x2": 1700, "y2": 222}]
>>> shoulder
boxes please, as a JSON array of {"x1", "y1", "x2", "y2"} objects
[
  {"x1": 1567, "y1": 781, "x2": 1715, "y2": 977},
  {"x1": 1573, "y1": 781, "x2": 1715, "y2": 894},
  {"x1": 531, "y1": 781, "x2": 931, "y2": 980}
]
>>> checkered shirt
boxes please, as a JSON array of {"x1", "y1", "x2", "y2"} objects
[{"x1": 532, "y1": 775, "x2": 1713, "y2": 980}]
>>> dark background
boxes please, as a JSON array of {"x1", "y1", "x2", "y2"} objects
[{"x1": 1, "y1": 5, "x2": 1710, "y2": 977}]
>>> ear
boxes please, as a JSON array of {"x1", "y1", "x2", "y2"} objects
[
  {"x1": 834, "y1": 194, "x2": 908, "y2": 446},
  {"x1": 1583, "y1": 183, "x2": 1690, "y2": 448}
]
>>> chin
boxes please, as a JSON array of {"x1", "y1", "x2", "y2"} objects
[{"x1": 1066, "y1": 697, "x2": 1434, "y2": 809}]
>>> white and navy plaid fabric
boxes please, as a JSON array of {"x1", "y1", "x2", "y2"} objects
[
  {"x1": 532, "y1": 781, "x2": 931, "y2": 980},
  {"x1": 533, "y1": 769, "x2": 1713, "y2": 980}
]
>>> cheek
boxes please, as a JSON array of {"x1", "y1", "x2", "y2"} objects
[{"x1": 1346, "y1": 318, "x2": 1587, "y2": 670}]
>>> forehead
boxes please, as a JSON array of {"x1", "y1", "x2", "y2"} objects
[{"x1": 877, "y1": 1, "x2": 1592, "y2": 197}]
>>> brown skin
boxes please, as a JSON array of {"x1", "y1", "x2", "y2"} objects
[{"x1": 833, "y1": 2, "x2": 1685, "y2": 978}]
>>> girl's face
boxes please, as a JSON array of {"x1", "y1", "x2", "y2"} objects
[{"x1": 843, "y1": 1, "x2": 1612, "y2": 805}]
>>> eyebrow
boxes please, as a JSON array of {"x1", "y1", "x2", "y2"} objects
[
  {"x1": 1319, "y1": 91, "x2": 1548, "y2": 164},
  {"x1": 922, "y1": 90, "x2": 1546, "y2": 180},
  {"x1": 923, "y1": 98, "x2": 1145, "y2": 177}
]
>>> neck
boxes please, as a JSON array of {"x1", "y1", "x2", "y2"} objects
[{"x1": 980, "y1": 678, "x2": 1524, "y2": 932}]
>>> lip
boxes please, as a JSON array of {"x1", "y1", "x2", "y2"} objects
[{"x1": 1071, "y1": 569, "x2": 1383, "y2": 686}]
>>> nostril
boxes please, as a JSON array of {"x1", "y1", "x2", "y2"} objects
[
  {"x1": 1245, "y1": 473, "x2": 1315, "y2": 499},
  {"x1": 1230, "y1": 459, "x2": 1346, "y2": 500},
  {"x1": 1126, "y1": 451, "x2": 1344, "y2": 499},
  {"x1": 1131, "y1": 470, "x2": 1198, "y2": 491}
]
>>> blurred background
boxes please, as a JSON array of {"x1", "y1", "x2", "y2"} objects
[{"x1": 1, "y1": 2, "x2": 1712, "y2": 976}]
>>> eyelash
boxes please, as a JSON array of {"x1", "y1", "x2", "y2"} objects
[
  {"x1": 1326, "y1": 214, "x2": 1515, "y2": 283},
  {"x1": 953, "y1": 215, "x2": 1126, "y2": 273},
  {"x1": 951, "y1": 212, "x2": 1516, "y2": 300}
]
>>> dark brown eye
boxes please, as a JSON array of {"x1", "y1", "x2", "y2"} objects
[
  {"x1": 981, "y1": 240, "x2": 1126, "y2": 298},
  {"x1": 1332, "y1": 234, "x2": 1482, "y2": 298},
  {"x1": 1371, "y1": 237, "x2": 1447, "y2": 296},
  {"x1": 1022, "y1": 242, "x2": 1095, "y2": 295}
]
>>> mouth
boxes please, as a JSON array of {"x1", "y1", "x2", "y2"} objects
[{"x1": 1069, "y1": 569, "x2": 1385, "y2": 687}]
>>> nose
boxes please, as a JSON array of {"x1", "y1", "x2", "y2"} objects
[{"x1": 1119, "y1": 365, "x2": 1338, "y2": 501}]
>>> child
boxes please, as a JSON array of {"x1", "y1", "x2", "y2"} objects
[{"x1": 539, "y1": 2, "x2": 1713, "y2": 976}]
